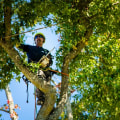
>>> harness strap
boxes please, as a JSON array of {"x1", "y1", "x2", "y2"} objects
[{"x1": 22, "y1": 75, "x2": 30, "y2": 103}]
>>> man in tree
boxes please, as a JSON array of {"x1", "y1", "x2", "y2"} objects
[{"x1": 18, "y1": 32, "x2": 53, "y2": 105}]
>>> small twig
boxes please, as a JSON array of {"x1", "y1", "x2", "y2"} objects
[
  {"x1": 112, "y1": 2, "x2": 119, "y2": 5},
  {"x1": 0, "y1": 108, "x2": 9, "y2": 113}
]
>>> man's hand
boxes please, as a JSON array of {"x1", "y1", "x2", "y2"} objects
[{"x1": 39, "y1": 55, "x2": 50, "y2": 68}]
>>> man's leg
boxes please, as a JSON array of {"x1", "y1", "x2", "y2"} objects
[
  {"x1": 44, "y1": 70, "x2": 52, "y2": 82},
  {"x1": 36, "y1": 70, "x2": 52, "y2": 105},
  {"x1": 36, "y1": 88, "x2": 45, "y2": 105},
  {"x1": 36, "y1": 69, "x2": 49, "y2": 105}
]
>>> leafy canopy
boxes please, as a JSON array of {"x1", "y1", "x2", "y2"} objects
[{"x1": 0, "y1": 0, "x2": 120, "y2": 119}]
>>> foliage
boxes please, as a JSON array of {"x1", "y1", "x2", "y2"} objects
[
  {"x1": 49, "y1": 0, "x2": 120, "y2": 119},
  {"x1": 0, "y1": 0, "x2": 120, "y2": 119},
  {"x1": 69, "y1": 36, "x2": 120, "y2": 119},
  {"x1": 0, "y1": 47, "x2": 20, "y2": 89}
]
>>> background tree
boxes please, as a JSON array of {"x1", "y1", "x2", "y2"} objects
[
  {"x1": 0, "y1": 0, "x2": 120, "y2": 119},
  {"x1": 0, "y1": 85, "x2": 19, "y2": 120}
]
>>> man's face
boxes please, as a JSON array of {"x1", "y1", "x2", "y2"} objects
[{"x1": 35, "y1": 35, "x2": 44, "y2": 47}]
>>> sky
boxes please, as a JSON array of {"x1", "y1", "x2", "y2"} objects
[{"x1": 0, "y1": 24, "x2": 61, "y2": 120}]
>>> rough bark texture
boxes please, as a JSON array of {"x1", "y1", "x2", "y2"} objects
[
  {"x1": 66, "y1": 93, "x2": 73, "y2": 120},
  {"x1": 4, "y1": 0, "x2": 11, "y2": 41}
]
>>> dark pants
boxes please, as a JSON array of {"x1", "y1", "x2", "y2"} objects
[{"x1": 37, "y1": 69, "x2": 51, "y2": 82}]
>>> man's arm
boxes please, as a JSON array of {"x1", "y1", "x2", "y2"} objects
[{"x1": 17, "y1": 44, "x2": 29, "y2": 52}]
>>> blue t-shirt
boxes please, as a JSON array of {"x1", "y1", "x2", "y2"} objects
[{"x1": 19, "y1": 44, "x2": 53, "y2": 66}]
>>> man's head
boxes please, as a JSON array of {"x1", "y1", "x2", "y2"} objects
[{"x1": 34, "y1": 33, "x2": 45, "y2": 47}]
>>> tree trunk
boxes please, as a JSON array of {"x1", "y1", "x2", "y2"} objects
[
  {"x1": 5, "y1": 85, "x2": 18, "y2": 120},
  {"x1": 66, "y1": 93, "x2": 73, "y2": 120},
  {"x1": 36, "y1": 84, "x2": 56, "y2": 120}
]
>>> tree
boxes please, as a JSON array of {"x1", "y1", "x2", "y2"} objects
[
  {"x1": 0, "y1": 85, "x2": 19, "y2": 120},
  {"x1": 0, "y1": 0, "x2": 120, "y2": 119}
]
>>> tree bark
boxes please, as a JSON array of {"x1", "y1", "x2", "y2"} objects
[
  {"x1": 5, "y1": 85, "x2": 18, "y2": 120},
  {"x1": 4, "y1": 0, "x2": 12, "y2": 41},
  {"x1": 66, "y1": 93, "x2": 73, "y2": 120}
]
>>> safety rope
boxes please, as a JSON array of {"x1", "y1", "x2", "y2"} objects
[
  {"x1": 49, "y1": 69, "x2": 69, "y2": 77},
  {"x1": 3, "y1": 24, "x2": 57, "y2": 39},
  {"x1": 34, "y1": 87, "x2": 37, "y2": 120},
  {"x1": 26, "y1": 82, "x2": 29, "y2": 103},
  {"x1": 41, "y1": 67, "x2": 69, "y2": 77}
]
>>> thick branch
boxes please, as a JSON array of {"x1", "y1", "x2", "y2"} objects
[
  {"x1": 5, "y1": 85, "x2": 18, "y2": 120},
  {"x1": 66, "y1": 99, "x2": 73, "y2": 120},
  {"x1": 3, "y1": 2, "x2": 18, "y2": 119},
  {"x1": 36, "y1": 87, "x2": 56, "y2": 120},
  {"x1": 60, "y1": 27, "x2": 93, "y2": 96},
  {"x1": 66, "y1": 92, "x2": 73, "y2": 120},
  {"x1": 48, "y1": 91, "x2": 68, "y2": 120},
  {"x1": 4, "y1": 0, "x2": 12, "y2": 41},
  {"x1": 49, "y1": 25, "x2": 93, "y2": 119},
  {"x1": 61, "y1": 26, "x2": 93, "y2": 95},
  {"x1": 0, "y1": 39, "x2": 56, "y2": 119}
]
